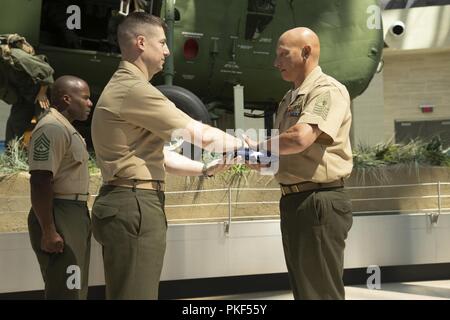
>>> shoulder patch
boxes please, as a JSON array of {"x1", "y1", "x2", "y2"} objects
[
  {"x1": 33, "y1": 133, "x2": 50, "y2": 161},
  {"x1": 313, "y1": 92, "x2": 331, "y2": 120}
]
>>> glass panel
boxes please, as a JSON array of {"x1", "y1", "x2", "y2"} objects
[{"x1": 245, "y1": 0, "x2": 277, "y2": 40}]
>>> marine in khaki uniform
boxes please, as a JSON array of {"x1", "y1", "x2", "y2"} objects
[
  {"x1": 246, "y1": 28, "x2": 353, "y2": 300},
  {"x1": 28, "y1": 76, "x2": 93, "y2": 299},
  {"x1": 91, "y1": 13, "x2": 245, "y2": 300}
]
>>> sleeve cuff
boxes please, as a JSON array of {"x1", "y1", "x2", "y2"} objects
[{"x1": 298, "y1": 115, "x2": 336, "y2": 145}]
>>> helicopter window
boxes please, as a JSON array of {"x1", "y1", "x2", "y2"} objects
[
  {"x1": 39, "y1": 0, "x2": 163, "y2": 53},
  {"x1": 245, "y1": 0, "x2": 277, "y2": 40},
  {"x1": 383, "y1": 0, "x2": 450, "y2": 9},
  {"x1": 174, "y1": 8, "x2": 181, "y2": 21},
  {"x1": 248, "y1": 0, "x2": 276, "y2": 14},
  {"x1": 150, "y1": 0, "x2": 164, "y2": 17}
]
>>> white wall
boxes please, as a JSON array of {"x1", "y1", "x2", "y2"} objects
[
  {"x1": 352, "y1": 72, "x2": 386, "y2": 146},
  {"x1": 2, "y1": 213, "x2": 450, "y2": 293}
]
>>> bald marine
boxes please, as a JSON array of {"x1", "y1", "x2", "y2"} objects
[
  {"x1": 274, "y1": 27, "x2": 321, "y2": 89},
  {"x1": 50, "y1": 75, "x2": 93, "y2": 122}
]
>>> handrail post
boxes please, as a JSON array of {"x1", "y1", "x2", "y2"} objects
[
  {"x1": 224, "y1": 187, "x2": 232, "y2": 235},
  {"x1": 430, "y1": 181, "x2": 441, "y2": 225},
  {"x1": 438, "y1": 181, "x2": 442, "y2": 216}
]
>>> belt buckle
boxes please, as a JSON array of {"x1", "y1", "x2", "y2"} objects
[{"x1": 291, "y1": 184, "x2": 300, "y2": 193}]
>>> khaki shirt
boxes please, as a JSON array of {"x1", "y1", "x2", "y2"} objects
[
  {"x1": 28, "y1": 108, "x2": 89, "y2": 195},
  {"x1": 92, "y1": 61, "x2": 191, "y2": 182},
  {"x1": 274, "y1": 66, "x2": 353, "y2": 185}
]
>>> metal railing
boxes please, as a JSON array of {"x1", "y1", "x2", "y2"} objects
[
  {"x1": 348, "y1": 181, "x2": 450, "y2": 226},
  {"x1": 1, "y1": 182, "x2": 449, "y2": 234},
  {"x1": 160, "y1": 182, "x2": 450, "y2": 234},
  {"x1": 164, "y1": 187, "x2": 280, "y2": 235}
]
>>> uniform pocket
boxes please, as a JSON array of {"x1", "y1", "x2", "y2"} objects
[
  {"x1": 331, "y1": 199, "x2": 352, "y2": 215},
  {"x1": 92, "y1": 203, "x2": 118, "y2": 220},
  {"x1": 330, "y1": 198, "x2": 353, "y2": 236},
  {"x1": 91, "y1": 203, "x2": 119, "y2": 245}
]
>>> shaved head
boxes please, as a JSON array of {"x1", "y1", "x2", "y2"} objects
[
  {"x1": 51, "y1": 76, "x2": 87, "y2": 108},
  {"x1": 279, "y1": 27, "x2": 321, "y2": 63},
  {"x1": 50, "y1": 75, "x2": 92, "y2": 122},
  {"x1": 274, "y1": 27, "x2": 321, "y2": 88}
]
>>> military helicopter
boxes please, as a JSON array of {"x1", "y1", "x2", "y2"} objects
[{"x1": 1, "y1": 0, "x2": 383, "y2": 145}]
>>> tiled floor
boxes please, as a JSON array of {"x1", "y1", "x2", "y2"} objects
[{"x1": 192, "y1": 280, "x2": 450, "y2": 300}]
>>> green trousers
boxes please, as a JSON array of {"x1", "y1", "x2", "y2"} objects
[
  {"x1": 91, "y1": 185, "x2": 167, "y2": 300},
  {"x1": 28, "y1": 199, "x2": 92, "y2": 300},
  {"x1": 279, "y1": 187, "x2": 353, "y2": 300}
]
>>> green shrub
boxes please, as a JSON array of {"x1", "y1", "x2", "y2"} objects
[
  {"x1": 353, "y1": 137, "x2": 450, "y2": 169},
  {"x1": 88, "y1": 152, "x2": 100, "y2": 174},
  {"x1": 0, "y1": 138, "x2": 29, "y2": 174}
]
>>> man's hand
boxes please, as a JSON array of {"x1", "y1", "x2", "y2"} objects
[
  {"x1": 204, "y1": 158, "x2": 234, "y2": 177},
  {"x1": 242, "y1": 134, "x2": 259, "y2": 151},
  {"x1": 35, "y1": 85, "x2": 50, "y2": 110},
  {"x1": 41, "y1": 230, "x2": 64, "y2": 254},
  {"x1": 30, "y1": 170, "x2": 61, "y2": 253}
]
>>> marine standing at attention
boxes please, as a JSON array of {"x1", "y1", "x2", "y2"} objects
[
  {"x1": 91, "y1": 12, "x2": 245, "y2": 300},
  {"x1": 28, "y1": 76, "x2": 93, "y2": 299}
]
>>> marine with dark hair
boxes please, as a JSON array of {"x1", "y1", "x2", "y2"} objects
[
  {"x1": 91, "y1": 12, "x2": 245, "y2": 300},
  {"x1": 28, "y1": 75, "x2": 93, "y2": 299}
]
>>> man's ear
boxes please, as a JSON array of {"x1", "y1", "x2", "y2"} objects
[
  {"x1": 63, "y1": 94, "x2": 71, "y2": 106},
  {"x1": 302, "y1": 46, "x2": 312, "y2": 60},
  {"x1": 136, "y1": 35, "x2": 146, "y2": 50}
]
